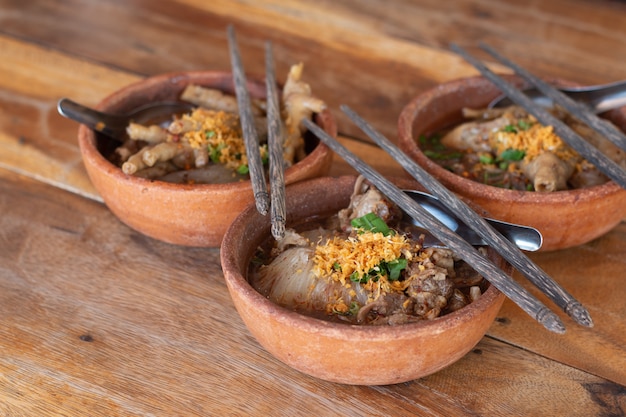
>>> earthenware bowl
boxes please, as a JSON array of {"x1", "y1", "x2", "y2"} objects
[
  {"x1": 220, "y1": 175, "x2": 508, "y2": 385},
  {"x1": 77, "y1": 71, "x2": 335, "y2": 247},
  {"x1": 397, "y1": 75, "x2": 626, "y2": 251}
]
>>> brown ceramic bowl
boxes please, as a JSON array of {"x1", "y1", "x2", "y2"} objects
[
  {"x1": 398, "y1": 75, "x2": 626, "y2": 251},
  {"x1": 77, "y1": 71, "x2": 335, "y2": 247},
  {"x1": 221, "y1": 176, "x2": 508, "y2": 385}
]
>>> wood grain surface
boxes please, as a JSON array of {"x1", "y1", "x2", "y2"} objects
[
  {"x1": 1, "y1": 169, "x2": 623, "y2": 417},
  {"x1": 0, "y1": 1, "x2": 625, "y2": 416}
]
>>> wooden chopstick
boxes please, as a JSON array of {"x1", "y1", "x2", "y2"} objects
[
  {"x1": 264, "y1": 41, "x2": 287, "y2": 240},
  {"x1": 479, "y1": 43, "x2": 626, "y2": 152},
  {"x1": 449, "y1": 43, "x2": 626, "y2": 190},
  {"x1": 227, "y1": 24, "x2": 270, "y2": 215},
  {"x1": 301, "y1": 118, "x2": 566, "y2": 334},
  {"x1": 340, "y1": 105, "x2": 593, "y2": 328}
]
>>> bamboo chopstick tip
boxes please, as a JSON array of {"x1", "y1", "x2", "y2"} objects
[
  {"x1": 255, "y1": 192, "x2": 270, "y2": 215},
  {"x1": 271, "y1": 223, "x2": 286, "y2": 240},
  {"x1": 537, "y1": 308, "x2": 566, "y2": 334},
  {"x1": 565, "y1": 301, "x2": 594, "y2": 328}
]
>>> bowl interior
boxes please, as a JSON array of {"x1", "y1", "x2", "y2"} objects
[
  {"x1": 221, "y1": 175, "x2": 507, "y2": 385},
  {"x1": 397, "y1": 75, "x2": 626, "y2": 250},
  {"x1": 399, "y1": 75, "x2": 626, "y2": 200},
  {"x1": 77, "y1": 71, "x2": 335, "y2": 247},
  {"x1": 89, "y1": 71, "x2": 325, "y2": 180}
]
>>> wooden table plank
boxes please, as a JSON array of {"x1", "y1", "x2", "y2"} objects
[
  {"x1": 0, "y1": 20, "x2": 624, "y2": 389},
  {"x1": 4, "y1": 0, "x2": 625, "y2": 143},
  {"x1": 1, "y1": 1, "x2": 625, "y2": 414},
  {"x1": 0, "y1": 33, "x2": 407, "y2": 200},
  {"x1": 0, "y1": 34, "x2": 137, "y2": 199},
  {"x1": 489, "y1": 227, "x2": 626, "y2": 386},
  {"x1": 0, "y1": 168, "x2": 621, "y2": 417}
]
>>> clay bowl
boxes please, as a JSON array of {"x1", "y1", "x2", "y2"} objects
[
  {"x1": 220, "y1": 175, "x2": 509, "y2": 385},
  {"x1": 77, "y1": 71, "x2": 335, "y2": 247},
  {"x1": 397, "y1": 75, "x2": 626, "y2": 251}
]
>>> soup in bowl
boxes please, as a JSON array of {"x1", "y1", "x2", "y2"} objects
[
  {"x1": 77, "y1": 69, "x2": 335, "y2": 247},
  {"x1": 397, "y1": 75, "x2": 626, "y2": 251},
  {"x1": 221, "y1": 176, "x2": 509, "y2": 385}
]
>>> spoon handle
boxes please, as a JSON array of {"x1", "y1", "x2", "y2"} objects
[
  {"x1": 420, "y1": 217, "x2": 542, "y2": 252},
  {"x1": 405, "y1": 190, "x2": 543, "y2": 251},
  {"x1": 488, "y1": 79, "x2": 626, "y2": 114},
  {"x1": 590, "y1": 83, "x2": 626, "y2": 113},
  {"x1": 57, "y1": 98, "x2": 125, "y2": 136},
  {"x1": 58, "y1": 98, "x2": 103, "y2": 128}
]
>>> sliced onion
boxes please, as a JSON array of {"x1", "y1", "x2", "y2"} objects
[{"x1": 253, "y1": 246, "x2": 369, "y2": 312}]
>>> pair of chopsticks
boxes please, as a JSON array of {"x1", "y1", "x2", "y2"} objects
[
  {"x1": 302, "y1": 44, "x2": 623, "y2": 332},
  {"x1": 303, "y1": 100, "x2": 596, "y2": 334},
  {"x1": 227, "y1": 25, "x2": 286, "y2": 240},
  {"x1": 450, "y1": 43, "x2": 626, "y2": 190},
  {"x1": 303, "y1": 113, "x2": 581, "y2": 333}
]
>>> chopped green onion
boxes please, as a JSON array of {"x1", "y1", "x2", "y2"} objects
[
  {"x1": 350, "y1": 213, "x2": 391, "y2": 236},
  {"x1": 386, "y1": 258, "x2": 407, "y2": 281},
  {"x1": 479, "y1": 154, "x2": 495, "y2": 164},
  {"x1": 418, "y1": 134, "x2": 443, "y2": 147},
  {"x1": 349, "y1": 301, "x2": 360, "y2": 315},
  {"x1": 424, "y1": 150, "x2": 462, "y2": 160},
  {"x1": 348, "y1": 258, "x2": 408, "y2": 284},
  {"x1": 208, "y1": 143, "x2": 226, "y2": 163},
  {"x1": 517, "y1": 120, "x2": 532, "y2": 130},
  {"x1": 424, "y1": 150, "x2": 444, "y2": 159},
  {"x1": 499, "y1": 148, "x2": 526, "y2": 161}
]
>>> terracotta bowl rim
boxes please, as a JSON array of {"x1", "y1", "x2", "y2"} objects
[
  {"x1": 397, "y1": 74, "x2": 626, "y2": 203},
  {"x1": 221, "y1": 175, "x2": 506, "y2": 341},
  {"x1": 77, "y1": 70, "x2": 333, "y2": 193}
]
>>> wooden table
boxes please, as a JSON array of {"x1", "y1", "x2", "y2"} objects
[{"x1": 1, "y1": 1, "x2": 625, "y2": 415}]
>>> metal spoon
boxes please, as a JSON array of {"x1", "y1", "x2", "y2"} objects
[
  {"x1": 488, "y1": 79, "x2": 626, "y2": 113},
  {"x1": 57, "y1": 98, "x2": 195, "y2": 141},
  {"x1": 403, "y1": 190, "x2": 543, "y2": 251}
]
